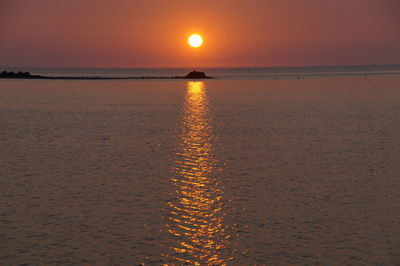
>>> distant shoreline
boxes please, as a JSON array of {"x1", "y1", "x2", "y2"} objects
[
  {"x1": 0, "y1": 70, "x2": 213, "y2": 80},
  {"x1": 0, "y1": 76, "x2": 203, "y2": 80}
]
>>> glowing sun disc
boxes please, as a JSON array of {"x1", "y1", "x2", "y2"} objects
[{"x1": 188, "y1": 34, "x2": 203, "y2": 48}]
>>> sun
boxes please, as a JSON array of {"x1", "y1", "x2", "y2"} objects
[{"x1": 188, "y1": 34, "x2": 203, "y2": 48}]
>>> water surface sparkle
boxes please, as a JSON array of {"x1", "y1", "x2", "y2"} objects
[{"x1": 164, "y1": 82, "x2": 231, "y2": 265}]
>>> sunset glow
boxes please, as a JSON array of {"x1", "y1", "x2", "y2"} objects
[
  {"x1": 0, "y1": 1, "x2": 399, "y2": 68},
  {"x1": 188, "y1": 34, "x2": 203, "y2": 48},
  {"x1": 1, "y1": 1, "x2": 400, "y2": 265}
]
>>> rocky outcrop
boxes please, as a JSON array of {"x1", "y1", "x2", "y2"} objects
[
  {"x1": 0, "y1": 70, "x2": 214, "y2": 80},
  {"x1": 0, "y1": 71, "x2": 36, "y2": 78},
  {"x1": 184, "y1": 70, "x2": 211, "y2": 79}
]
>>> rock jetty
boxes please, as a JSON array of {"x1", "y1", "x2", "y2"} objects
[{"x1": 0, "y1": 70, "x2": 213, "y2": 80}]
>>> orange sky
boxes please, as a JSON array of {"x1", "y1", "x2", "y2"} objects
[{"x1": 0, "y1": 0, "x2": 399, "y2": 68}]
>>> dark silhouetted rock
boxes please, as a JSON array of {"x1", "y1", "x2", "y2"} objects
[
  {"x1": 0, "y1": 71, "x2": 33, "y2": 78},
  {"x1": 0, "y1": 70, "x2": 214, "y2": 80},
  {"x1": 184, "y1": 70, "x2": 210, "y2": 79}
]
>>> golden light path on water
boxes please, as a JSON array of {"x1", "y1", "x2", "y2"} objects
[{"x1": 164, "y1": 81, "x2": 232, "y2": 265}]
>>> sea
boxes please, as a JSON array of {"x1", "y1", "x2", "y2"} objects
[
  {"x1": 4, "y1": 64, "x2": 400, "y2": 79},
  {"x1": 1, "y1": 65, "x2": 400, "y2": 265}
]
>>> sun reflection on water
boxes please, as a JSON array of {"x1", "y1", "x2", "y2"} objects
[{"x1": 165, "y1": 81, "x2": 231, "y2": 265}]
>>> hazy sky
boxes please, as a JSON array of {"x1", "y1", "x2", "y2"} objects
[{"x1": 1, "y1": 0, "x2": 399, "y2": 68}]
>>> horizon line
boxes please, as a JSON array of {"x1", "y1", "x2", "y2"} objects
[{"x1": 1, "y1": 63, "x2": 400, "y2": 70}]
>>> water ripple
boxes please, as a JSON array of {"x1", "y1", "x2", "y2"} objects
[{"x1": 164, "y1": 82, "x2": 232, "y2": 265}]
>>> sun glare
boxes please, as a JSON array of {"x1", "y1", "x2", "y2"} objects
[{"x1": 188, "y1": 34, "x2": 203, "y2": 48}]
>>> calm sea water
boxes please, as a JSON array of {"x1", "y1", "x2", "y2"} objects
[
  {"x1": 1, "y1": 69, "x2": 400, "y2": 265},
  {"x1": 4, "y1": 64, "x2": 400, "y2": 79}
]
